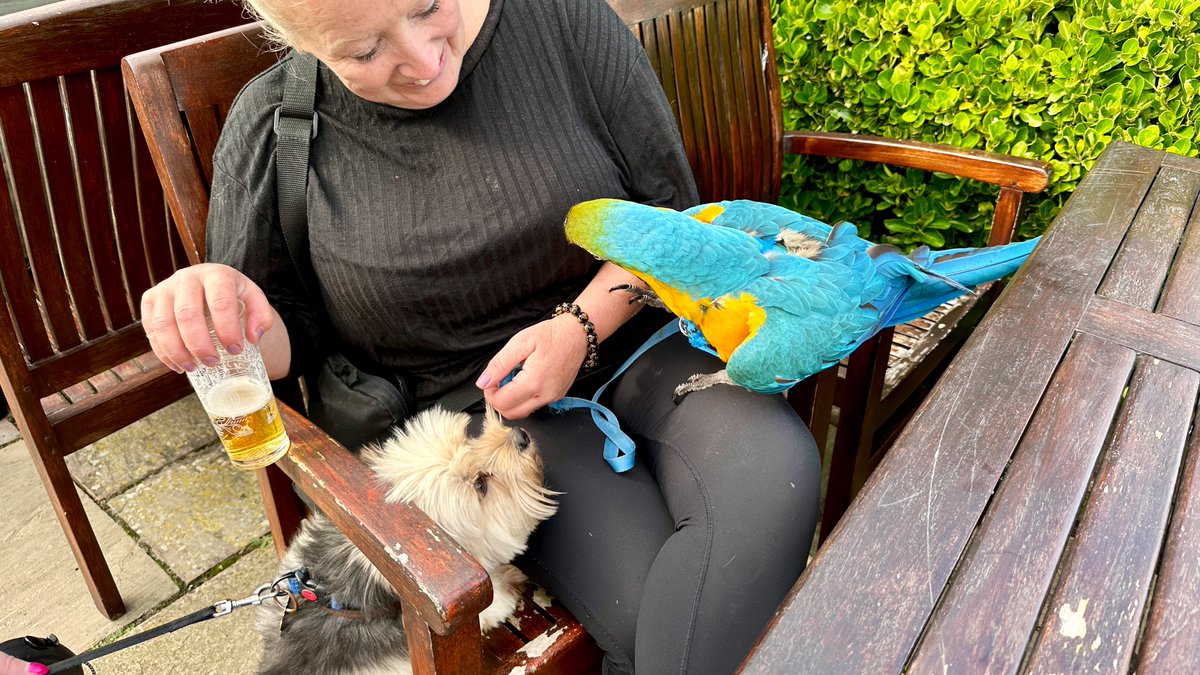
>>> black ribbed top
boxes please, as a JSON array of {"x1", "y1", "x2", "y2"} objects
[{"x1": 207, "y1": 0, "x2": 697, "y2": 401}]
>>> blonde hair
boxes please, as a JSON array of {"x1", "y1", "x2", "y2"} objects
[{"x1": 240, "y1": 0, "x2": 304, "y2": 50}]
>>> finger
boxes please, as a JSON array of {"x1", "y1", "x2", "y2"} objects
[
  {"x1": 0, "y1": 651, "x2": 25, "y2": 671},
  {"x1": 485, "y1": 367, "x2": 536, "y2": 415},
  {"x1": 476, "y1": 335, "x2": 534, "y2": 390},
  {"x1": 173, "y1": 274, "x2": 220, "y2": 368},
  {"x1": 1, "y1": 649, "x2": 44, "y2": 675},
  {"x1": 140, "y1": 289, "x2": 174, "y2": 371},
  {"x1": 143, "y1": 287, "x2": 193, "y2": 373},
  {"x1": 238, "y1": 277, "x2": 274, "y2": 345},
  {"x1": 202, "y1": 271, "x2": 246, "y2": 355}
]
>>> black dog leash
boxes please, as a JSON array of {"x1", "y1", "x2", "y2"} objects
[{"x1": 47, "y1": 569, "x2": 314, "y2": 673}]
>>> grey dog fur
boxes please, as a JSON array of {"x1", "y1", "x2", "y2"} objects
[{"x1": 257, "y1": 515, "x2": 411, "y2": 675}]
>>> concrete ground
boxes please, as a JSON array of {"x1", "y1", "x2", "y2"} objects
[{"x1": 0, "y1": 396, "x2": 279, "y2": 673}]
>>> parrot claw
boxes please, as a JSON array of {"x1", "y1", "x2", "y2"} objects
[
  {"x1": 672, "y1": 370, "x2": 735, "y2": 403},
  {"x1": 610, "y1": 284, "x2": 666, "y2": 309}
]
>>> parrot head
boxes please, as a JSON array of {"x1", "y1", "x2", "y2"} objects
[{"x1": 564, "y1": 198, "x2": 687, "y2": 272}]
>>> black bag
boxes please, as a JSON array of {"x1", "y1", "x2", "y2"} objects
[
  {"x1": 306, "y1": 353, "x2": 414, "y2": 450},
  {"x1": 275, "y1": 53, "x2": 415, "y2": 450}
]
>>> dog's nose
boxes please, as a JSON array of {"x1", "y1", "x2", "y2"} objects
[{"x1": 512, "y1": 427, "x2": 531, "y2": 452}]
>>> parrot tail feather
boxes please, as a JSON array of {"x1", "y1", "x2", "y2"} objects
[{"x1": 885, "y1": 236, "x2": 1041, "y2": 327}]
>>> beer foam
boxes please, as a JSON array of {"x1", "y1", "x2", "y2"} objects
[{"x1": 205, "y1": 376, "x2": 271, "y2": 417}]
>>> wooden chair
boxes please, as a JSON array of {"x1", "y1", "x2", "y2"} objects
[
  {"x1": 0, "y1": 0, "x2": 249, "y2": 620},
  {"x1": 122, "y1": 0, "x2": 1050, "y2": 671}
]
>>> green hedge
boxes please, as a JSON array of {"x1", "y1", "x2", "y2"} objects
[{"x1": 770, "y1": 0, "x2": 1200, "y2": 248}]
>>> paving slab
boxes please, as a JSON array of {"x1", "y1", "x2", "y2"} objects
[
  {"x1": 0, "y1": 440, "x2": 178, "y2": 651},
  {"x1": 108, "y1": 447, "x2": 269, "y2": 583},
  {"x1": 67, "y1": 395, "x2": 217, "y2": 501},
  {"x1": 0, "y1": 418, "x2": 18, "y2": 447},
  {"x1": 95, "y1": 543, "x2": 278, "y2": 673}
]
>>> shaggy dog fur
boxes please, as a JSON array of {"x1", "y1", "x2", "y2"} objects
[{"x1": 257, "y1": 406, "x2": 558, "y2": 674}]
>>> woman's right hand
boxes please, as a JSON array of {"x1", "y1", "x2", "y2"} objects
[{"x1": 140, "y1": 263, "x2": 279, "y2": 375}]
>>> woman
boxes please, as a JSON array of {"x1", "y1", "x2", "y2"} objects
[{"x1": 140, "y1": 0, "x2": 821, "y2": 671}]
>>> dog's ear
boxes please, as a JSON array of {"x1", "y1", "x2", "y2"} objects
[
  {"x1": 471, "y1": 471, "x2": 492, "y2": 498},
  {"x1": 484, "y1": 403, "x2": 505, "y2": 428}
]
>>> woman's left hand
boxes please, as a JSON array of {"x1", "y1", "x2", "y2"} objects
[{"x1": 477, "y1": 314, "x2": 590, "y2": 420}]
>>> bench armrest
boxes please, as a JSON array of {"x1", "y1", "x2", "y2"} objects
[
  {"x1": 275, "y1": 403, "x2": 492, "y2": 636},
  {"x1": 783, "y1": 130, "x2": 1051, "y2": 193}
]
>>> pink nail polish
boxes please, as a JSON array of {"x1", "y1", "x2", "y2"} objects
[
  {"x1": 182, "y1": 361, "x2": 197, "y2": 373},
  {"x1": 475, "y1": 373, "x2": 492, "y2": 388},
  {"x1": 226, "y1": 343, "x2": 242, "y2": 355},
  {"x1": 256, "y1": 326, "x2": 265, "y2": 341},
  {"x1": 28, "y1": 663, "x2": 50, "y2": 674}
]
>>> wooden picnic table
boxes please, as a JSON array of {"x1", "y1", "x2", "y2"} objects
[{"x1": 738, "y1": 141, "x2": 1200, "y2": 674}]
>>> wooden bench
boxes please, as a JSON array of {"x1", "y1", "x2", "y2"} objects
[
  {"x1": 0, "y1": 0, "x2": 249, "y2": 620},
  {"x1": 741, "y1": 141, "x2": 1200, "y2": 673},
  {"x1": 122, "y1": 0, "x2": 1049, "y2": 671}
]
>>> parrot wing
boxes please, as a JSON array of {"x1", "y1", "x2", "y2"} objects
[{"x1": 684, "y1": 200, "x2": 835, "y2": 253}]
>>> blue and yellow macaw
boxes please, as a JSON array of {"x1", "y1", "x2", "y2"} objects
[{"x1": 565, "y1": 198, "x2": 1040, "y2": 399}]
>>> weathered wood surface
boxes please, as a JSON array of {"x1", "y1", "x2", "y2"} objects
[{"x1": 739, "y1": 142, "x2": 1200, "y2": 674}]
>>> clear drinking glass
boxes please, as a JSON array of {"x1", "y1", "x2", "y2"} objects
[{"x1": 186, "y1": 308, "x2": 290, "y2": 470}]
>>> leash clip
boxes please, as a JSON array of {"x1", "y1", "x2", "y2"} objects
[{"x1": 213, "y1": 582, "x2": 284, "y2": 617}]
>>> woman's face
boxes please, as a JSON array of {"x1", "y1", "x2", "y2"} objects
[{"x1": 283, "y1": 0, "x2": 472, "y2": 109}]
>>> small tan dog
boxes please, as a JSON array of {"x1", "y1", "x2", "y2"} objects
[{"x1": 257, "y1": 406, "x2": 558, "y2": 675}]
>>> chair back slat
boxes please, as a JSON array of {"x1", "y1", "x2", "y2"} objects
[
  {"x1": 62, "y1": 71, "x2": 136, "y2": 329},
  {"x1": 612, "y1": 0, "x2": 783, "y2": 203},
  {"x1": 93, "y1": 65, "x2": 155, "y2": 300},
  {"x1": 0, "y1": 143, "x2": 55, "y2": 363},
  {"x1": 28, "y1": 76, "x2": 111, "y2": 341},
  {"x1": 0, "y1": 83, "x2": 83, "y2": 352},
  {"x1": 133, "y1": 126, "x2": 179, "y2": 286}
]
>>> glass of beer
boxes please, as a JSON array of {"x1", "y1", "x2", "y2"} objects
[{"x1": 186, "y1": 307, "x2": 290, "y2": 470}]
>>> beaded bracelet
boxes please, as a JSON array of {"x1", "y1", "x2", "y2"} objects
[{"x1": 553, "y1": 302, "x2": 599, "y2": 370}]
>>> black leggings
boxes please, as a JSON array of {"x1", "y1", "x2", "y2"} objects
[{"x1": 500, "y1": 331, "x2": 821, "y2": 675}]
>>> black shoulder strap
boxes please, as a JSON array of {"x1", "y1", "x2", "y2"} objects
[{"x1": 274, "y1": 51, "x2": 321, "y2": 297}]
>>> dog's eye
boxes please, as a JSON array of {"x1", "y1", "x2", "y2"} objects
[{"x1": 473, "y1": 473, "x2": 491, "y2": 496}]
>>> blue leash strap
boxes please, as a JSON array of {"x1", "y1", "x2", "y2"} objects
[
  {"x1": 548, "y1": 320, "x2": 678, "y2": 472},
  {"x1": 499, "y1": 320, "x2": 678, "y2": 472}
]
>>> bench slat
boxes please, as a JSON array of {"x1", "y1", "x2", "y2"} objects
[
  {"x1": 1025, "y1": 356, "x2": 1198, "y2": 671},
  {"x1": 1158, "y1": 197, "x2": 1200, "y2": 326},
  {"x1": 1098, "y1": 165, "x2": 1200, "y2": 310},
  {"x1": 1137, "y1": 397, "x2": 1200, "y2": 671}
]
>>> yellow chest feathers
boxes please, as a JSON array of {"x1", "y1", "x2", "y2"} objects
[{"x1": 637, "y1": 274, "x2": 765, "y2": 361}]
